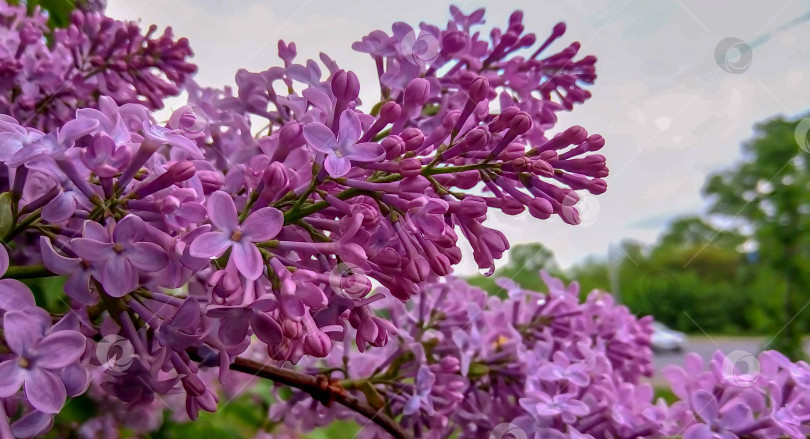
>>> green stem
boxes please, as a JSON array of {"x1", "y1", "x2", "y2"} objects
[
  {"x1": 2, "y1": 208, "x2": 41, "y2": 242},
  {"x1": 4, "y1": 264, "x2": 57, "y2": 279}
]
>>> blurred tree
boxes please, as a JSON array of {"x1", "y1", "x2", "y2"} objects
[{"x1": 704, "y1": 117, "x2": 810, "y2": 360}]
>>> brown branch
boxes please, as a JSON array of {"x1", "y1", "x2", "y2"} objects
[{"x1": 231, "y1": 357, "x2": 411, "y2": 439}]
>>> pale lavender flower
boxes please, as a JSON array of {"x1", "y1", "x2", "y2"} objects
[
  {"x1": 71, "y1": 216, "x2": 168, "y2": 297},
  {"x1": 0, "y1": 310, "x2": 86, "y2": 413},
  {"x1": 303, "y1": 110, "x2": 385, "y2": 177}
]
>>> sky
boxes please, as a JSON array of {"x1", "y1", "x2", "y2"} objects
[{"x1": 106, "y1": 0, "x2": 810, "y2": 274}]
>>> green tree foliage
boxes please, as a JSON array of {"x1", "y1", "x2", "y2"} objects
[
  {"x1": 470, "y1": 216, "x2": 783, "y2": 338},
  {"x1": 704, "y1": 117, "x2": 810, "y2": 359}
]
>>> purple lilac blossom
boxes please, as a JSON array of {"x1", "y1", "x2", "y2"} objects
[{"x1": 1, "y1": 3, "x2": 805, "y2": 439}]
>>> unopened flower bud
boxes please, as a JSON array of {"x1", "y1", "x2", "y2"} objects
[
  {"x1": 331, "y1": 69, "x2": 360, "y2": 102},
  {"x1": 401, "y1": 128, "x2": 425, "y2": 152},
  {"x1": 378, "y1": 100, "x2": 402, "y2": 123},
  {"x1": 404, "y1": 78, "x2": 431, "y2": 107},
  {"x1": 399, "y1": 158, "x2": 422, "y2": 178},
  {"x1": 381, "y1": 135, "x2": 406, "y2": 159}
]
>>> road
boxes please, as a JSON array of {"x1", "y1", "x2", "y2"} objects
[{"x1": 648, "y1": 336, "x2": 769, "y2": 386}]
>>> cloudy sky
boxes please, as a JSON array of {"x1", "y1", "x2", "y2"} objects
[{"x1": 107, "y1": 0, "x2": 810, "y2": 274}]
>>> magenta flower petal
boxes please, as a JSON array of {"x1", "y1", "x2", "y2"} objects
[
  {"x1": 0, "y1": 360, "x2": 24, "y2": 397},
  {"x1": 127, "y1": 242, "x2": 169, "y2": 271},
  {"x1": 218, "y1": 314, "x2": 251, "y2": 345},
  {"x1": 683, "y1": 424, "x2": 713, "y2": 439},
  {"x1": 3, "y1": 311, "x2": 48, "y2": 356},
  {"x1": 102, "y1": 256, "x2": 136, "y2": 297},
  {"x1": 113, "y1": 215, "x2": 145, "y2": 243},
  {"x1": 31, "y1": 331, "x2": 86, "y2": 369},
  {"x1": 189, "y1": 231, "x2": 232, "y2": 259},
  {"x1": 71, "y1": 238, "x2": 114, "y2": 262},
  {"x1": 336, "y1": 110, "x2": 362, "y2": 148},
  {"x1": 41, "y1": 192, "x2": 76, "y2": 224},
  {"x1": 58, "y1": 117, "x2": 99, "y2": 146},
  {"x1": 232, "y1": 241, "x2": 263, "y2": 280},
  {"x1": 250, "y1": 312, "x2": 283, "y2": 345},
  {"x1": 64, "y1": 272, "x2": 95, "y2": 306},
  {"x1": 324, "y1": 154, "x2": 351, "y2": 178},
  {"x1": 10, "y1": 410, "x2": 52, "y2": 439},
  {"x1": 302, "y1": 123, "x2": 337, "y2": 155},
  {"x1": 346, "y1": 142, "x2": 385, "y2": 162},
  {"x1": 82, "y1": 221, "x2": 109, "y2": 243},
  {"x1": 24, "y1": 368, "x2": 66, "y2": 414},
  {"x1": 0, "y1": 279, "x2": 36, "y2": 312},
  {"x1": 691, "y1": 389, "x2": 718, "y2": 424},
  {"x1": 241, "y1": 207, "x2": 283, "y2": 242},
  {"x1": 54, "y1": 362, "x2": 89, "y2": 397},
  {"x1": 207, "y1": 191, "x2": 238, "y2": 232},
  {"x1": 39, "y1": 237, "x2": 79, "y2": 274}
]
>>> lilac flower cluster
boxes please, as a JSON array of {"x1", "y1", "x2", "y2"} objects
[
  {"x1": 269, "y1": 273, "x2": 655, "y2": 438},
  {"x1": 2, "y1": 3, "x2": 807, "y2": 438},
  {"x1": 267, "y1": 273, "x2": 810, "y2": 439},
  {"x1": 0, "y1": 1, "x2": 195, "y2": 131},
  {"x1": 0, "y1": 4, "x2": 609, "y2": 435},
  {"x1": 0, "y1": 246, "x2": 88, "y2": 437}
]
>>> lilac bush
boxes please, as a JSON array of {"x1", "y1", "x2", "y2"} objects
[{"x1": 0, "y1": 2, "x2": 807, "y2": 438}]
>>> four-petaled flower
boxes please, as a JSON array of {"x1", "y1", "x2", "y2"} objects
[
  {"x1": 189, "y1": 191, "x2": 283, "y2": 280},
  {"x1": 0, "y1": 311, "x2": 86, "y2": 413},
  {"x1": 71, "y1": 215, "x2": 168, "y2": 297},
  {"x1": 520, "y1": 391, "x2": 590, "y2": 423},
  {"x1": 303, "y1": 110, "x2": 384, "y2": 178}
]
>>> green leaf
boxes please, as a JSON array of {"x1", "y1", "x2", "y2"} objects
[{"x1": 25, "y1": 0, "x2": 77, "y2": 29}]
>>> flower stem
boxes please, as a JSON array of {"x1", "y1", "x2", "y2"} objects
[{"x1": 230, "y1": 357, "x2": 413, "y2": 439}]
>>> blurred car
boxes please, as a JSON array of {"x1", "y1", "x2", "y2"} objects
[{"x1": 651, "y1": 321, "x2": 687, "y2": 352}]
